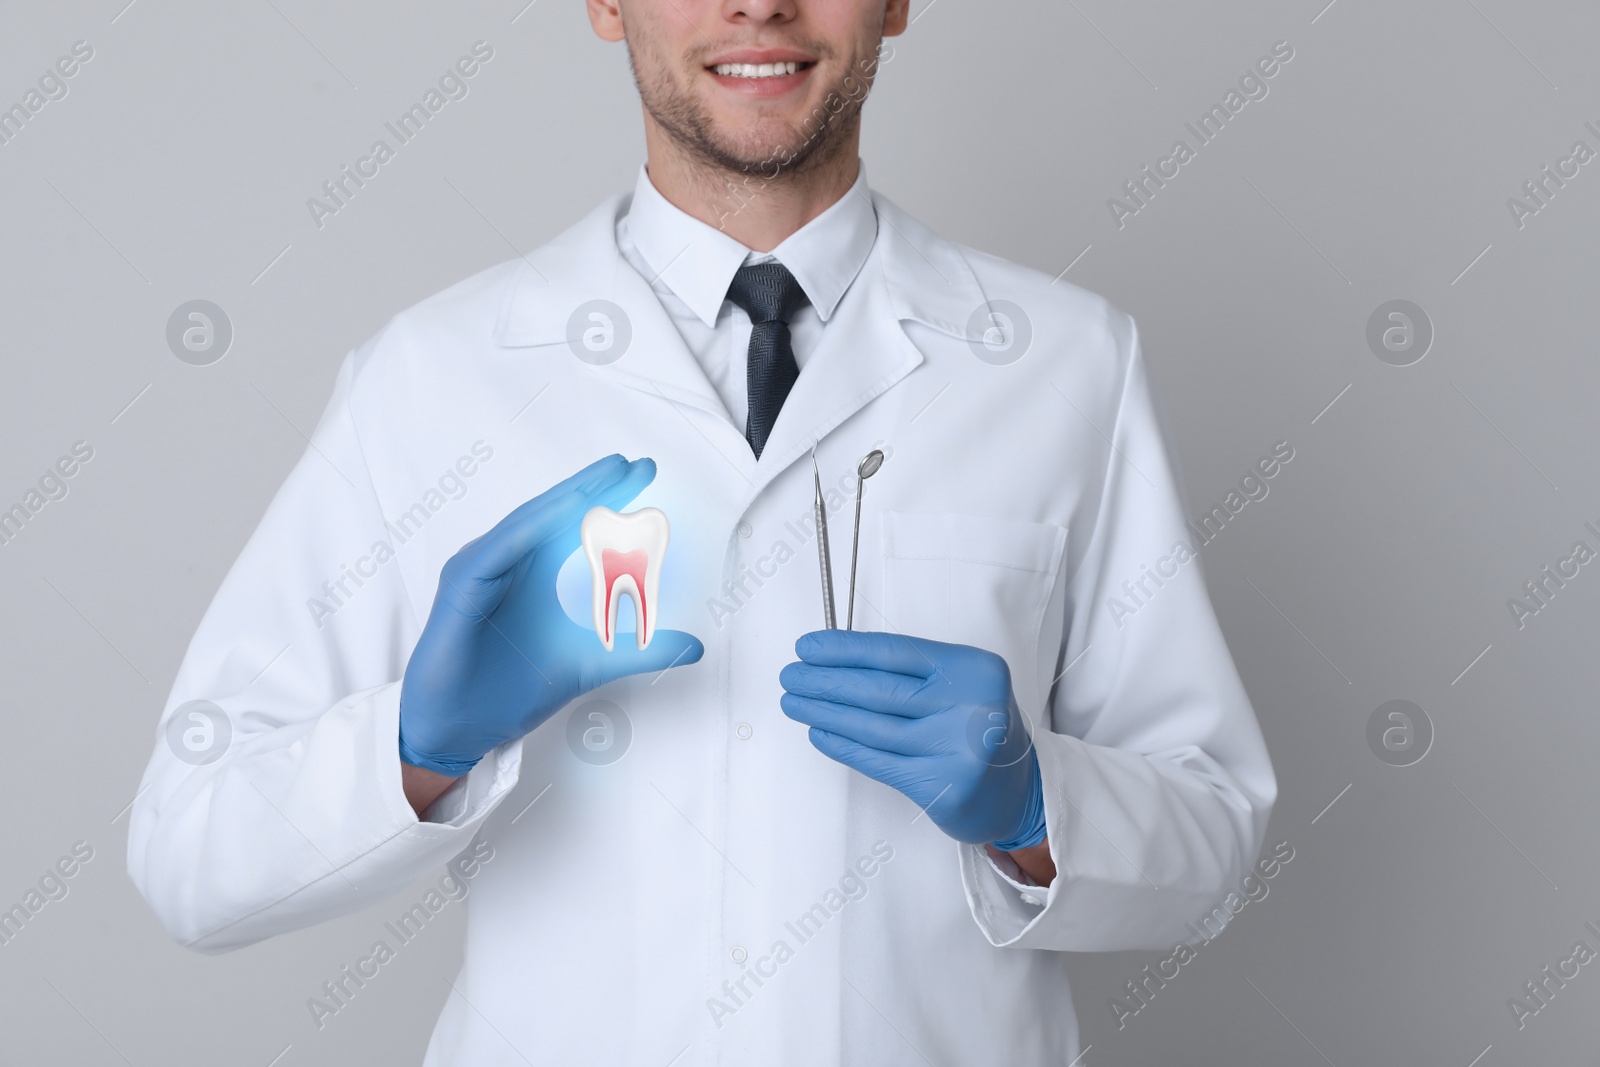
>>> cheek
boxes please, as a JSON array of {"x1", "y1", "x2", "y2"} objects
[{"x1": 653, "y1": 5, "x2": 713, "y2": 59}]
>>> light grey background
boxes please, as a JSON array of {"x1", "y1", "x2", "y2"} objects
[{"x1": 2, "y1": 0, "x2": 1595, "y2": 1063}]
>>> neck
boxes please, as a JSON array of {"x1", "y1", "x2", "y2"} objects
[{"x1": 641, "y1": 120, "x2": 860, "y2": 253}]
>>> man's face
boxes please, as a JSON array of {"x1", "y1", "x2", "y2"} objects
[{"x1": 596, "y1": 0, "x2": 907, "y2": 177}]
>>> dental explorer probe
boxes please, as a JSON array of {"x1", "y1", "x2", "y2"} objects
[
  {"x1": 845, "y1": 449, "x2": 885, "y2": 630},
  {"x1": 812, "y1": 447, "x2": 837, "y2": 629}
]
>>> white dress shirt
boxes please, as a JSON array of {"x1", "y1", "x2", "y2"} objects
[{"x1": 616, "y1": 160, "x2": 878, "y2": 433}]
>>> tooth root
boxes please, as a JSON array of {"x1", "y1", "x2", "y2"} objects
[
  {"x1": 601, "y1": 548, "x2": 649, "y2": 651},
  {"x1": 580, "y1": 506, "x2": 670, "y2": 652}
]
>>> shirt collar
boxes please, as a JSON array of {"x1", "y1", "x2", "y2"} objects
[{"x1": 623, "y1": 159, "x2": 879, "y2": 329}]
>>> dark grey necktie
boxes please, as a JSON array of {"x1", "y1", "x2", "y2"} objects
[{"x1": 727, "y1": 261, "x2": 808, "y2": 459}]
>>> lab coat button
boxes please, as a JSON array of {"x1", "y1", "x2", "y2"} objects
[
  {"x1": 730, "y1": 945, "x2": 747, "y2": 963},
  {"x1": 735, "y1": 722, "x2": 752, "y2": 739},
  {"x1": 737, "y1": 521, "x2": 753, "y2": 539},
  {"x1": 1020, "y1": 893, "x2": 1044, "y2": 907}
]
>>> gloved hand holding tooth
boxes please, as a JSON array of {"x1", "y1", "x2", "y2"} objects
[
  {"x1": 398, "y1": 454, "x2": 703, "y2": 777},
  {"x1": 779, "y1": 630, "x2": 1048, "y2": 852}
]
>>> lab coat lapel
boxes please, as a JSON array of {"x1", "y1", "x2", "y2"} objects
[
  {"x1": 743, "y1": 271, "x2": 920, "y2": 493},
  {"x1": 603, "y1": 265, "x2": 739, "y2": 424},
  {"x1": 494, "y1": 194, "x2": 755, "y2": 471},
  {"x1": 494, "y1": 189, "x2": 994, "y2": 497},
  {"x1": 744, "y1": 190, "x2": 990, "y2": 496}
]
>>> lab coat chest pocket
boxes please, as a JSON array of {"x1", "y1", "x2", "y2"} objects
[{"x1": 879, "y1": 511, "x2": 1067, "y2": 703}]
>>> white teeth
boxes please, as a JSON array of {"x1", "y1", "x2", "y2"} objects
[
  {"x1": 580, "y1": 506, "x2": 670, "y2": 652},
  {"x1": 712, "y1": 61, "x2": 801, "y2": 78}
]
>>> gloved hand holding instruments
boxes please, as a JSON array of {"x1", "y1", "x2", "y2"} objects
[
  {"x1": 784, "y1": 449, "x2": 1048, "y2": 857},
  {"x1": 780, "y1": 632, "x2": 1048, "y2": 853}
]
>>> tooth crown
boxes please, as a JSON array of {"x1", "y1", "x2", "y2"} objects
[
  {"x1": 712, "y1": 61, "x2": 801, "y2": 78},
  {"x1": 580, "y1": 506, "x2": 670, "y2": 651}
]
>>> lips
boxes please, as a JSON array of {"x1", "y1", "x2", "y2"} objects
[{"x1": 580, "y1": 506, "x2": 670, "y2": 652}]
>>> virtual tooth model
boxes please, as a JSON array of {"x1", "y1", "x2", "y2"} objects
[{"x1": 579, "y1": 506, "x2": 670, "y2": 651}]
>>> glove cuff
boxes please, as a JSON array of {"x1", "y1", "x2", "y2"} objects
[
  {"x1": 990, "y1": 755, "x2": 1048, "y2": 852},
  {"x1": 397, "y1": 732, "x2": 482, "y2": 778}
]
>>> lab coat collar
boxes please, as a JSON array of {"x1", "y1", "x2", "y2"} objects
[
  {"x1": 492, "y1": 185, "x2": 989, "y2": 349},
  {"x1": 492, "y1": 194, "x2": 746, "y2": 424},
  {"x1": 872, "y1": 193, "x2": 992, "y2": 340},
  {"x1": 492, "y1": 184, "x2": 991, "y2": 492}
]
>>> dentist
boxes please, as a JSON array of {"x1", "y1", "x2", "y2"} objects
[{"x1": 130, "y1": 0, "x2": 1276, "y2": 1063}]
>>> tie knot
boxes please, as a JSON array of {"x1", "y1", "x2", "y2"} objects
[{"x1": 726, "y1": 261, "x2": 808, "y2": 325}]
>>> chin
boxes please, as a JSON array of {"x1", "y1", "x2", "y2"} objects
[
  {"x1": 703, "y1": 122, "x2": 814, "y2": 171},
  {"x1": 707, "y1": 97, "x2": 838, "y2": 157}
]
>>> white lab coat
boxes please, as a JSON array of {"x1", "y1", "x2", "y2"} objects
[{"x1": 129, "y1": 187, "x2": 1276, "y2": 1066}]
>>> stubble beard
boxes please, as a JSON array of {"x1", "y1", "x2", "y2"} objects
[{"x1": 627, "y1": 40, "x2": 870, "y2": 185}]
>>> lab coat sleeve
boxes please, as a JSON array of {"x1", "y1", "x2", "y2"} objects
[
  {"x1": 126, "y1": 344, "x2": 522, "y2": 954},
  {"x1": 959, "y1": 309, "x2": 1278, "y2": 951}
]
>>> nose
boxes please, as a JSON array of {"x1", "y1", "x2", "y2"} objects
[{"x1": 720, "y1": 0, "x2": 798, "y2": 24}]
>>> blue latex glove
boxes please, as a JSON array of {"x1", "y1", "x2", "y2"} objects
[
  {"x1": 778, "y1": 630, "x2": 1047, "y2": 851},
  {"x1": 398, "y1": 454, "x2": 704, "y2": 776}
]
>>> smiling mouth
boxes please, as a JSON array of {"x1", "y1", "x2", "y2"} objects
[{"x1": 707, "y1": 61, "x2": 817, "y2": 79}]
